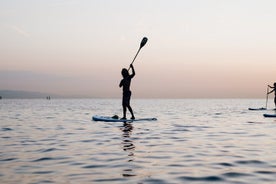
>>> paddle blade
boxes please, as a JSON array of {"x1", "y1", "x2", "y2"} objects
[{"x1": 140, "y1": 37, "x2": 148, "y2": 48}]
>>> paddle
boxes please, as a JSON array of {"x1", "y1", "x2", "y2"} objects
[
  {"x1": 128, "y1": 37, "x2": 148, "y2": 71},
  {"x1": 266, "y1": 85, "x2": 269, "y2": 109}
]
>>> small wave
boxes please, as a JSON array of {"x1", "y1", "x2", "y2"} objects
[
  {"x1": 32, "y1": 157, "x2": 54, "y2": 162},
  {"x1": 167, "y1": 164, "x2": 185, "y2": 167},
  {"x1": 217, "y1": 162, "x2": 235, "y2": 167},
  {"x1": 2, "y1": 127, "x2": 13, "y2": 131},
  {"x1": 32, "y1": 157, "x2": 68, "y2": 162},
  {"x1": 32, "y1": 171, "x2": 54, "y2": 174},
  {"x1": 46, "y1": 116, "x2": 55, "y2": 119},
  {"x1": 214, "y1": 112, "x2": 222, "y2": 115},
  {"x1": 1, "y1": 136, "x2": 11, "y2": 139},
  {"x1": 82, "y1": 164, "x2": 106, "y2": 169},
  {"x1": 178, "y1": 176, "x2": 224, "y2": 182},
  {"x1": 34, "y1": 180, "x2": 54, "y2": 183},
  {"x1": 93, "y1": 178, "x2": 125, "y2": 183},
  {"x1": 69, "y1": 162, "x2": 85, "y2": 166},
  {"x1": 0, "y1": 158, "x2": 17, "y2": 162},
  {"x1": 40, "y1": 138, "x2": 56, "y2": 142},
  {"x1": 223, "y1": 172, "x2": 253, "y2": 177},
  {"x1": 39, "y1": 148, "x2": 59, "y2": 153},
  {"x1": 140, "y1": 178, "x2": 167, "y2": 184},
  {"x1": 80, "y1": 139, "x2": 95, "y2": 143},
  {"x1": 255, "y1": 170, "x2": 276, "y2": 175},
  {"x1": 146, "y1": 155, "x2": 172, "y2": 159},
  {"x1": 236, "y1": 160, "x2": 266, "y2": 165}
]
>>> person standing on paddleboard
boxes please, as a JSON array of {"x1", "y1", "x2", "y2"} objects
[
  {"x1": 119, "y1": 64, "x2": 135, "y2": 120},
  {"x1": 268, "y1": 82, "x2": 276, "y2": 109}
]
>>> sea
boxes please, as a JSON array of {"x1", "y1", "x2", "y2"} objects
[{"x1": 0, "y1": 98, "x2": 276, "y2": 184}]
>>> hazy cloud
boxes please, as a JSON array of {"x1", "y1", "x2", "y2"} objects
[{"x1": 10, "y1": 25, "x2": 30, "y2": 38}]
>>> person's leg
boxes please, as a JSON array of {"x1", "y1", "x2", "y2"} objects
[
  {"x1": 127, "y1": 105, "x2": 135, "y2": 119},
  {"x1": 122, "y1": 105, "x2": 127, "y2": 119},
  {"x1": 127, "y1": 91, "x2": 134, "y2": 119},
  {"x1": 122, "y1": 95, "x2": 127, "y2": 119}
]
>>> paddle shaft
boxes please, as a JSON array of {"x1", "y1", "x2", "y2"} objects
[
  {"x1": 128, "y1": 47, "x2": 141, "y2": 71},
  {"x1": 266, "y1": 86, "x2": 269, "y2": 109}
]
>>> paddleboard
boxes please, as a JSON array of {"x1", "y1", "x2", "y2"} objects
[
  {"x1": 92, "y1": 115, "x2": 157, "y2": 122},
  {"x1": 248, "y1": 107, "x2": 267, "y2": 111},
  {"x1": 263, "y1": 114, "x2": 276, "y2": 118}
]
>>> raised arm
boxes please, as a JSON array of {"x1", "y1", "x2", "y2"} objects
[{"x1": 268, "y1": 88, "x2": 275, "y2": 94}]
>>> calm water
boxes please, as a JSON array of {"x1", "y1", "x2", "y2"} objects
[{"x1": 1, "y1": 99, "x2": 276, "y2": 184}]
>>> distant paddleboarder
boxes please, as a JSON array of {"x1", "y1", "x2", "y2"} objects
[
  {"x1": 119, "y1": 64, "x2": 135, "y2": 120},
  {"x1": 268, "y1": 82, "x2": 276, "y2": 109}
]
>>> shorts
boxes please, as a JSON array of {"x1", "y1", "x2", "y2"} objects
[{"x1": 122, "y1": 91, "x2": 131, "y2": 106}]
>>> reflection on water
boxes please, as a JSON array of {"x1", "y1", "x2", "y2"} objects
[{"x1": 120, "y1": 122, "x2": 136, "y2": 177}]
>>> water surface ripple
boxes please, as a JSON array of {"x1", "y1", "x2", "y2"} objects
[{"x1": 1, "y1": 99, "x2": 276, "y2": 183}]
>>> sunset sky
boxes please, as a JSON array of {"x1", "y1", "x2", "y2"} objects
[{"x1": 0, "y1": 0, "x2": 275, "y2": 98}]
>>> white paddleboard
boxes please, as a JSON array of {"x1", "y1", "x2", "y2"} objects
[
  {"x1": 248, "y1": 107, "x2": 267, "y2": 111},
  {"x1": 263, "y1": 114, "x2": 276, "y2": 118},
  {"x1": 92, "y1": 115, "x2": 157, "y2": 122}
]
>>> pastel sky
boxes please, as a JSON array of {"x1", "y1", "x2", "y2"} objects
[{"x1": 0, "y1": 0, "x2": 275, "y2": 98}]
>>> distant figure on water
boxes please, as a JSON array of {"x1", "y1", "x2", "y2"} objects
[
  {"x1": 268, "y1": 82, "x2": 276, "y2": 108},
  {"x1": 119, "y1": 64, "x2": 135, "y2": 120}
]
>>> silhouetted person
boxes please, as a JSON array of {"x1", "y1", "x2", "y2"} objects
[
  {"x1": 268, "y1": 82, "x2": 276, "y2": 109},
  {"x1": 119, "y1": 64, "x2": 135, "y2": 120}
]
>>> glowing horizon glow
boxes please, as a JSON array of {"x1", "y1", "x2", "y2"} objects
[{"x1": 0, "y1": 0, "x2": 275, "y2": 98}]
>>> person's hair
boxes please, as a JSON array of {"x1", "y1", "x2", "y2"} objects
[
  {"x1": 121, "y1": 68, "x2": 128, "y2": 78},
  {"x1": 274, "y1": 82, "x2": 276, "y2": 86}
]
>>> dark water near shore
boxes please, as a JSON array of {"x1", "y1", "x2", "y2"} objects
[{"x1": 1, "y1": 99, "x2": 276, "y2": 183}]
